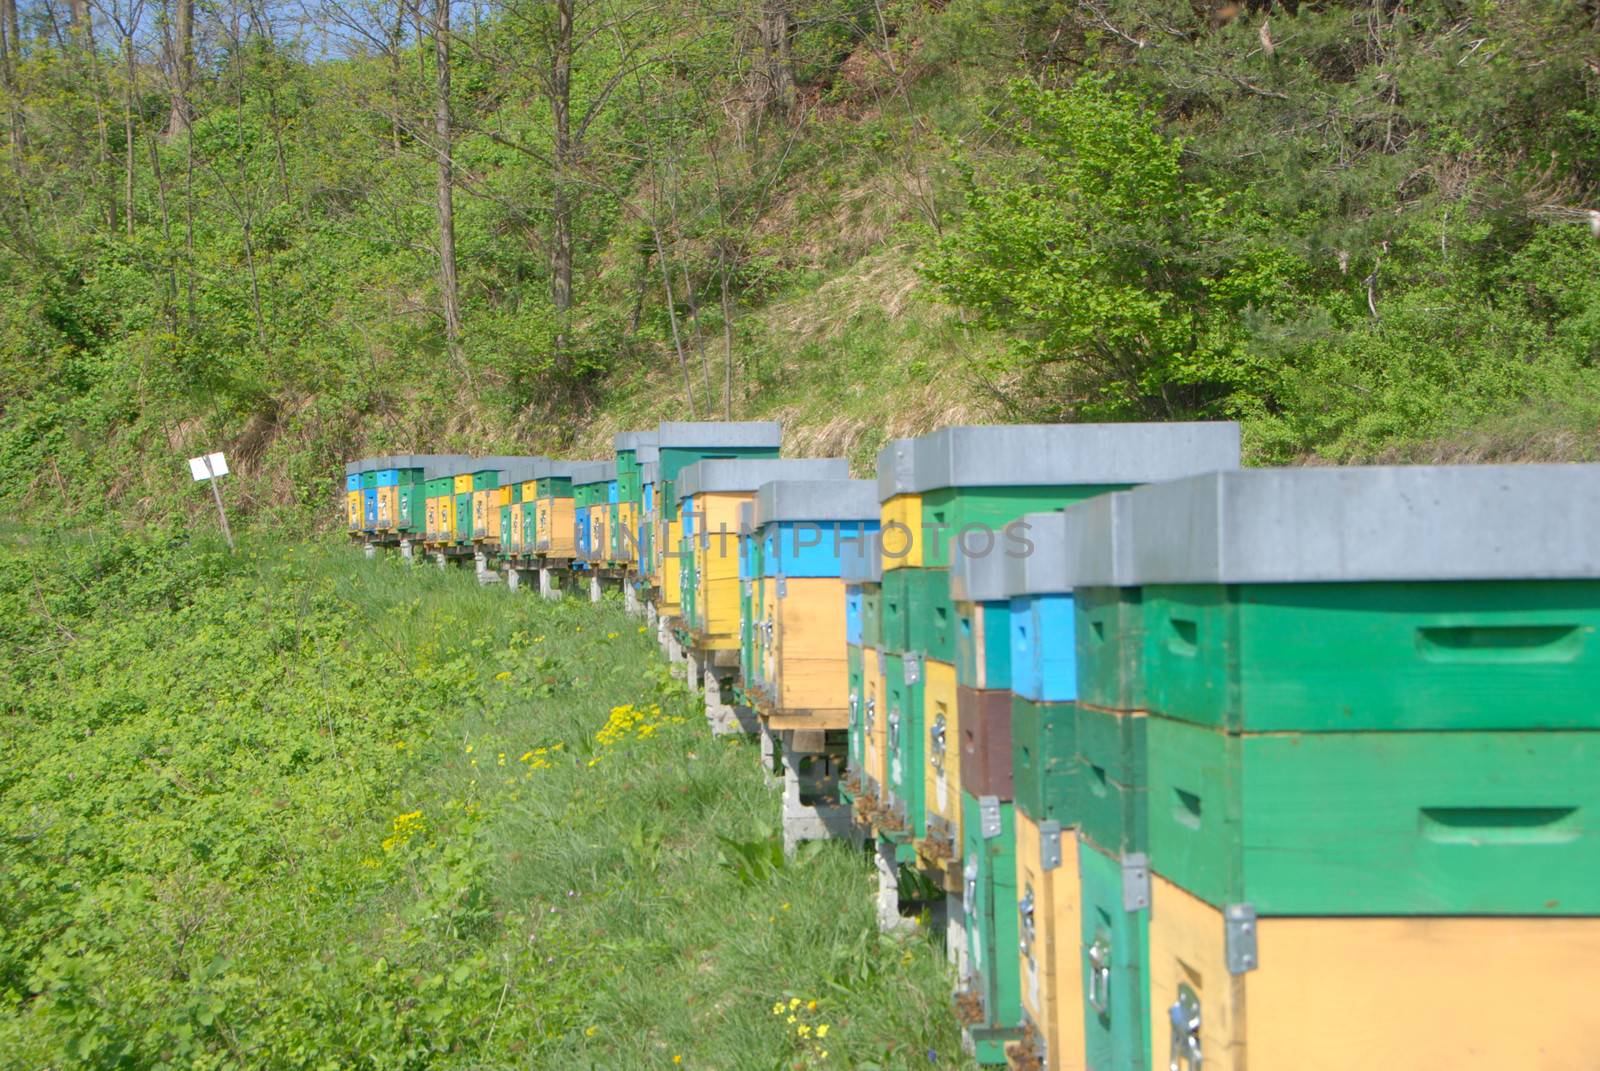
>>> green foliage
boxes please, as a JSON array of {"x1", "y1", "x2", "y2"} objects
[
  {"x1": 924, "y1": 76, "x2": 1299, "y2": 418},
  {"x1": 0, "y1": 530, "x2": 969, "y2": 1068}
]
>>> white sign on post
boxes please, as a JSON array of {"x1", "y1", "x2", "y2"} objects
[
  {"x1": 186, "y1": 450, "x2": 236, "y2": 551},
  {"x1": 188, "y1": 451, "x2": 229, "y2": 481}
]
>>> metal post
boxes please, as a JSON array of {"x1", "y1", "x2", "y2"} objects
[{"x1": 203, "y1": 456, "x2": 235, "y2": 551}]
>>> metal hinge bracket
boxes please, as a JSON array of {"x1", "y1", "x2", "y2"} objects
[
  {"x1": 776, "y1": 575, "x2": 788, "y2": 597},
  {"x1": 903, "y1": 652, "x2": 922, "y2": 684},
  {"x1": 979, "y1": 795, "x2": 1002, "y2": 839},
  {"x1": 1121, "y1": 852, "x2": 1151, "y2": 912},
  {"x1": 1225, "y1": 902, "x2": 1258, "y2": 974},
  {"x1": 1039, "y1": 820, "x2": 1062, "y2": 871}
]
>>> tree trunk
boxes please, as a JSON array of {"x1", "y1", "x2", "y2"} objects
[
  {"x1": 432, "y1": 0, "x2": 466, "y2": 377},
  {"x1": 757, "y1": 0, "x2": 796, "y2": 115},
  {"x1": 123, "y1": 28, "x2": 137, "y2": 236},
  {"x1": 68, "y1": 0, "x2": 89, "y2": 29},
  {"x1": 651, "y1": 214, "x2": 696, "y2": 418},
  {"x1": 167, "y1": 0, "x2": 194, "y2": 135},
  {"x1": 718, "y1": 243, "x2": 734, "y2": 418},
  {"x1": 1, "y1": 0, "x2": 17, "y2": 74},
  {"x1": 548, "y1": 0, "x2": 574, "y2": 363}
]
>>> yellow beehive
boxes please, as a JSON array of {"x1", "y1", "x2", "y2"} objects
[
  {"x1": 1150, "y1": 875, "x2": 1600, "y2": 1071},
  {"x1": 376, "y1": 486, "x2": 398, "y2": 531},
  {"x1": 453, "y1": 473, "x2": 473, "y2": 495},
  {"x1": 425, "y1": 495, "x2": 439, "y2": 542},
  {"x1": 617, "y1": 501, "x2": 637, "y2": 564},
  {"x1": 658, "y1": 515, "x2": 685, "y2": 615},
  {"x1": 509, "y1": 499, "x2": 524, "y2": 551},
  {"x1": 766, "y1": 576, "x2": 849, "y2": 728},
  {"x1": 862, "y1": 650, "x2": 888, "y2": 799},
  {"x1": 691, "y1": 491, "x2": 750, "y2": 648},
  {"x1": 490, "y1": 485, "x2": 509, "y2": 542},
  {"x1": 347, "y1": 490, "x2": 363, "y2": 529},
  {"x1": 922, "y1": 658, "x2": 962, "y2": 851},
  {"x1": 880, "y1": 493, "x2": 923, "y2": 570},
  {"x1": 1015, "y1": 811, "x2": 1085, "y2": 1071},
  {"x1": 591, "y1": 503, "x2": 609, "y2": 563},
  {"x1": 438, "y1": 493, "x2": 455, "y2": 544},
  {"x1": 536, "y1": 496, "x2": 577, "y2": 558}
]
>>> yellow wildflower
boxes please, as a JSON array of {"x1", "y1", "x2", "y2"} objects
[
  {"x1": 494, "y1": 671, "x2": 512, "y2": 681},
  {"x1": 520, "y1": 752, "x2": 534, "y2": 763},
  {"x1": 584, "y1": 1025, "x2": 597, "y2": 1037},
  {"x1": 673, "y1": 1058, "x2": 682, "y2": 1066},
  {"x1": 806, "y1": 1000, "x2": 816, "y2": 1011},
  {"x1": 771, "y1": 1002, "x2": 785, "y2": 1016},
  {"x1": 786, "y1": 1015, "x2": 797, "y2": 1025},
  {"x1": 797, "y1": 1024, "x2": 811, "y2": 1038},
  {"x1": 606, "y1": 631, "x2": 619, "y2": 639},
  {"x1": 789, "y1": 998, "x2": 801, "y2": 1010},
  {"x1": 815, "y1": 1024, "x2": 829, "y2": 1039}
]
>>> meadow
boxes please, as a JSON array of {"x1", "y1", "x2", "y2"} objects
[{"x1": 0, "y1": 530, "x2": 968, "y2": 1069}]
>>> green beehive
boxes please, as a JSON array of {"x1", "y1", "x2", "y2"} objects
[
  {"x1": 960, "y1": 789, "x2": 1024, "y2": 1063},
  {"x1": 1078, "y1": 833, "x2": 1151, "y2": 1071},
  {"x1": 655, "y1": 421, "x2": 783, "y2": 526},
  {"x1": 884, "y1": 651, "x2": 926, "y2": 839},
  {"x1": 846, "y1": 644, "x2": 865, "y2": 778},
  {"x1": 909, "y1": 425, "x2": 1241, "y2": 570},
  {"x1": 860, "y1": 585, "x2": 882, "y2": 649},
  {"x1": 904, "y1": 567, "x2": 956, "y2": 663},
  {"x1": 1128, "y1": 466, "x2": 1600, "y2": 733},
  {"x1": 1010, "y1": 695, "x2": 1078, "y2": 825},
  {"x1": 880, "y1": 568, "x2": 912, "y2": 654}
]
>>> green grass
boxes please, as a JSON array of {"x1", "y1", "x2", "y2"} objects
[{"x1": 0, "y1": 530, "x2": 970, "y2": 1069}]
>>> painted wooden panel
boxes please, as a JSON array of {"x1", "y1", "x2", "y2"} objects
[
  {"x1": 863, "y1": 649, "x2": 888, "y2": 797},
  {"x1": 922, "y1": 659, "x2": 962, "y2": 851},
  {"x1": 1076, "y1": 587, "x2": 1144, "y2": 713},
  {"x1": 861, "y1": 585, "x2": 883, "y2": 649},
  {"x1": 774, "y1": 577, "x2": 848, "y2": 714},
  {"x1": 908, "y1": 568, "x2": 957, "y2": 664},
  {"x1": 1011, "y1": 695, "x2": 1079, "y2": 826},
  {"x1": 362, "y1": 487, "x2": 378, "y2": 530},
  {"x1": 957, "y1": 600, "x2": 1013, "y2": 692},
  {"x1": 1148, "y1": 875, "x2": 1600, "y2": 1071},
  {"x1": 1012, "y1": 594, "x2": 1078, "y2": 703},
  {"x1": 959, "y1": 686, "x2": 1013, "y2": 800},
  {"x1": 846, "y1": 586, "x2": 863, "y2": 647},
  {"x1": 880, "y1": 493, "x2": 923, "y2": 570},
  {"x1": 886, "y1": 654, "x2": 927, "y2": 838},
  {"x1": 1079, "y1": 835, "x2": 1149, "y2": 1071},
  {"x1": 658, "y1": 517, "x2": 685, "y2": 614},
  {"x1": 375, "y1": 486, "x2": 398, "y2": 530},
  {"x1": 1148, "y1": 718, "x2": 1600, "y2": 915},
  {"x1": 1142, "y1": 580, "x2": 1600, "y2": 732},
  {"x1": 424, "y1": 495, "x2": 439, "y2": 541},
  {"x1": 962, "y1": 790, "x2": 1023, "y2": 1036},
  {"x1": 1016, "y1": 810, "x2": 1085, "y2": 1071},
  {"x1": 453, "y1": 492, "x2": 472, "y2": 542},
  {"x1": 1078, "y1": 706, "x2": 1148, "y2": 857},
  {"x1": 880, "y1": 568, "x2": 912, "y2": 654},
  {"x1": 346, "y1": 490, "x2": 362, "y2": 530},
  {"x1": 847, "y1": 644, "x2": 865, "y2": 771}
]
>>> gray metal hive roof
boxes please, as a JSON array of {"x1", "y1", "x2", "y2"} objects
[
  {"x1": 754, "y1": 479, "x2": 879, "y2": 525},
  {"x1": 657, "y1": 421, "x2": 783, "y2": 449},
  {"x1": 676, "y1": 458, "x2": 849, "y2": 500},
  {"x1": 875, "y1": 438, "x2": 919, "y2": 502},
  {"x1": 909, "y1": 422, "x2": 1243, "y2": 493},
  {"x1": 1127, "y1": 465, "x2": 1600, "y2": 584}
]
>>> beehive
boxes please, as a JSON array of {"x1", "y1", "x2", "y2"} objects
[
  {"x1": 876, "y1": 438, "x2": 923, "y2": 570},
  {"x1": 614, "y1": 432, "x2": 658, "y2": 572},
  {"x1": 841, "y1": 527, "x2": 883, "y2": 798},
  {"x1": 639, "y1": 456, "x2": 659, "y2": 580},
  {"x1": 654, "y1": 422, "x2": 783, "y2": 619},
  {"x1": 751, "y1": 477, "x2": 879, "y2": 728},
  {"x1": 1115, "y1": 465, "x2": 1600, "y2": 1071},
  {"x1": 675, "y1": 458, "x2": 849, "y2": 651},
  {"x1": 1015, "y1": 811, "x2": 1085, "y2": 1071},
  {"x1": 451, "y1": 461, "x2": 475, "y2": 545},
  {"x1": 958, "y1": 790, "x2": 1024, "y2": 1064},
  {"x1": 344, "y1": 462, "x2": 363, "y2": 531},
  {"x1": 532, "y1": 459, "x2": 584, "y2": 559},
  {"x1": 373, "y1": 457, "x2": 400, "y2": 531},
  {"x1": 397, "y1": 456, "x2": 459, "y2": 536},
  {"x1": 950, "y1": 535, "x2": 1014, "y2": 799},
  {"x1": 360, "y1": 464, "x2": 379, "y2": 532}
]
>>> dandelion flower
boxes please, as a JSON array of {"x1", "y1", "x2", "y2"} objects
[
  {"x1": 806, "y1": 1000, "x2": 816, "y2": 1011},
  {"x1": 673, "y1": 1058, "x2": 682, "y2": 1066}
]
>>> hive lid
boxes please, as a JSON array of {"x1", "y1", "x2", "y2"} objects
[
  {"x1": 572, "y1": 460, "x2": 618, "y2": 486},
  {"x1": 422, "y1": 455, "x2": 472, "y2": 479},
  {"x1": 840, "y1": 540, "x2": 883, "y2": 585},
  {"x1": 1003, "y1": 510, "x2": 1073, "y2": 596},
  {"x1": 676, "y1": 458, "x2": 849, "y2": 500},
  {"x1": 755, "y1": 479, "x2": 879, "y2": 525},
  {"x1": 344, "y1": 460, "x2": 361, "y2": 476},
  {"x1": 738, "y1": 501, "x2": 755, "y2": 537},
  {"x1": 875, "y1": 438, "x2": 919, "y2": 502},
  {"x1": 614, "y1": 430, "x2": 660, "y2": 451},
  {"x1": 1128, "y1": 465, "x2": 1600, "y2": 584},
  {"x1": 636, "y1": 444, "x2": 660, "y2": 466},
  {"x1": 909, "y1": 422, "x2": 1242, "y2": 492},
  {"x1": 657, "y1": 421, "x2": 783, "y2": 449},
  {"x1": 641, "y1": 461, "x2": 657, "y2": 483},
  {"x1": 948, "y1": 531, "x2": 1014, "y2": 603},
  {"x1": 1059, "y1": 491, "x2": 1135, "y2": 587}
]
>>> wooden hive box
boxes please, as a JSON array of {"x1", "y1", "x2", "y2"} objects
[
  {"x1": 957, "y1": 789, "x2": 1024, "y2": 1064},
  {"x1": 451, "y1": 465, "x2": 475, "y2": 545},
  {"x1": 885, "y1": 651, "x2": 927, "y2": 839},
  {"x1": 360, "y1": 466, "x2": 380, "y2": 532},
  {"x1": 344, "y1": 462, "x2": 363, "y2": 532},
  {"x1": 1078, "y1": 831, "x2": 1151, "y2": 1071},
  {"x1": 753, "y1": 477, "x2": 878, "y2": 727},
  {"x1": 1015, "y1": 810, "x2": 1085, "y2": 1071},
  {"x1": 676, "y1": 457, "x2": 849, "y2": 651},
  {"x1": 374, "y1": 458, "x2": 399, "y2": 532},
  {"x1": 876, "y1": 438, "x2": 925, "y2": 571}
]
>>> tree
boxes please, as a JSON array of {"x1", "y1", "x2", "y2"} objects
[
  {"x1": 924, "y1": 76, "x2": 1295, "y2": 418},
  {"x1": 432, "y1": 0, "x2": 466, "y2": 375}
]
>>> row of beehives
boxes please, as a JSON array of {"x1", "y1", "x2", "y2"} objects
[{"x1": 343, "y1": 423, "x2": 1600, "y2": 1071}]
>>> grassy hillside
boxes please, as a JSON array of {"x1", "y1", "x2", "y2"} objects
[
  {"x1": 0, "y1": 531, "x2": 968, "y2": 1068},
  {"x1": 4, "y1": 0, "x2": 1600, "y2": 539}
]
